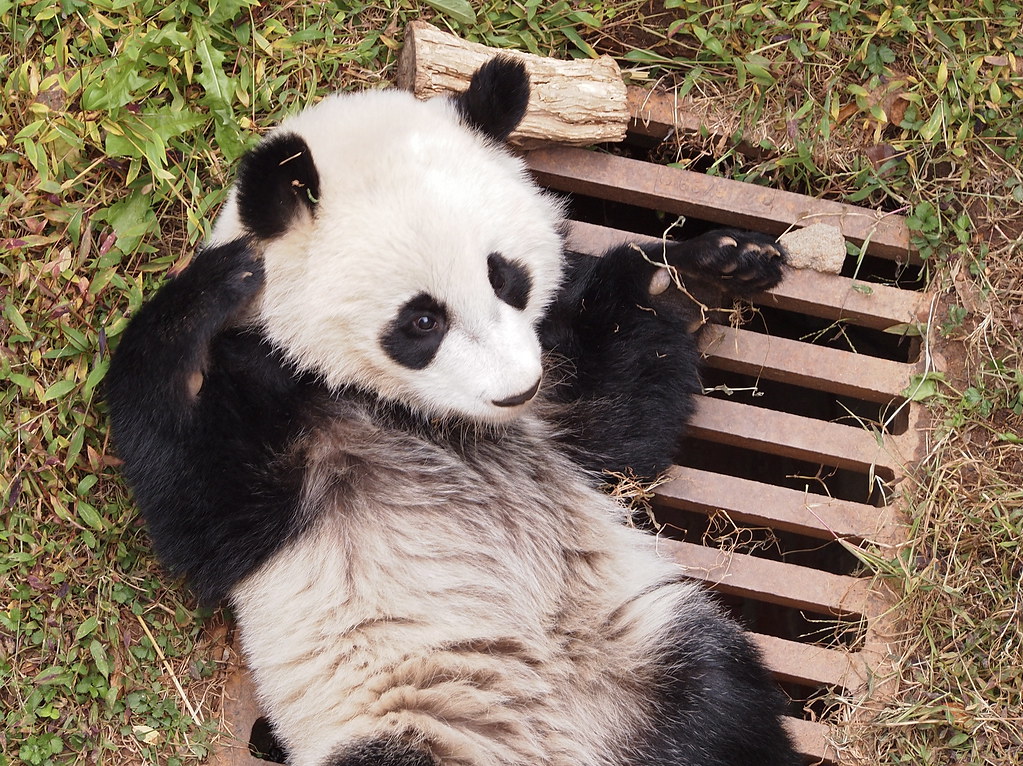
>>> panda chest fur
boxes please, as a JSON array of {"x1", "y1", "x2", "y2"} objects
[{"x1": 229, "y1": 409, "x2": 693, "y2": 766}]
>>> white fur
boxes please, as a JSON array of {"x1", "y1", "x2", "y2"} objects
[
  {"x1": 212, "y1": 89, "x2": 565, "y2": 422},
  {"x1": 232, "y1": 416, "x2": 709, "y2": 766}
]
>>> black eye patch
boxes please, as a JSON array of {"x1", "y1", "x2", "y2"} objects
[
  {"x1": 381, "y1": 293, "x2": 449, "y2": 370},
  {"x1": 487, "y1": 253, "x2": 531, "y2": 310}
]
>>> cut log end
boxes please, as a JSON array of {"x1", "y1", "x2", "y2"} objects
[{"x1": 397, "y1": 21, "x2": 629, "y2": 148}]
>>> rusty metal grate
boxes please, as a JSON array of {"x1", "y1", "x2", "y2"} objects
[
  {"x1": 210, "y1": 95, "x2": 927, "y2": 765},
  {"x1": 525, "y1": 90, "x2": 927, "y2": 763}
]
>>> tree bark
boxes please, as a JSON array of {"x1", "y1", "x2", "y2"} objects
[{"x1": 397, "y1": 21, "x2": 628, "y2": 148}]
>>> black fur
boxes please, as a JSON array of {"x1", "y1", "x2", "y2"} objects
[
  {"x1": 487, "y1": 252, "x2": 531, "y2": 310},
  {"x1": 236, "y1": 131, "x2": 320, "y2": 239},
  {"x1": 381, "y1": 292, "x2": 450, "y2": 370},
  {"x1": 542, "y1": 228, "x2": 785, "y2": 479},
  {"x1": 635, "y1": 619, "x2": 799, "y2": 765},
  {"x1": 453, "y1": 57, "x2": 530, "y2": 142},
  {"x1": 327, "y1": 738, "x2": 436, "y2": 766},
  {"x1": 105, "y1": 240, "x2": 316, "y2": 605}
]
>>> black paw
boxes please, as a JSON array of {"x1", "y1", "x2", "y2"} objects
[
  {"x1": 671, "y1": 229, "x2": 787, "y2": 296},
  {"x1": 186, "y1": 238, "x2": 265, "y2": 304}
]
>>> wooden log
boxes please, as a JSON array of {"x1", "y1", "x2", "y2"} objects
[{"x1": 396, "y1": 21, "x2": 628, "y2": 148}]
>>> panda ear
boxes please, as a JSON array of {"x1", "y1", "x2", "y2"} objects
[
  {"x1": 454, "y1": 57, "x2": 530, "y2": 143},
  {"x1": 235, "y1": 131, "x2": 320, "y2": 240}
]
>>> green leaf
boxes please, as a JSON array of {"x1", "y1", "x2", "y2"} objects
[
  {"x1": 78, "y1": 475, "x2": 99, "y2": 496},
  {"x1": 902, "y1": 371, "x2": 946, "y2": 402},
  {"x1": 35, "y1": 666, "x2": 72, "y2": 687},
  {"x1": 566, "y1": 9, "x2": 601, "y2": 28},
  {"x1": 947, "y1": 731, "x2": 970, "y2": 748},
  {"x1": 883, "y1": 322, "x2": 924, "y2": 336},
  {"x1": 89, "y1": 639, "x2": 112, "y2": 679},
  {"x1": 5, "y1": 304, "x2": 32, "y2": 337},
  {"x1": 624, "y1": 48, "x2": 675, "y2": 64},
  {"x1": 77, "y1": 502, "x2": 106, "y2": 531},
  {"x1": 561, "y1": 26, "x2": 597, "y2": 59},
  {"x1": 919, "y1": 101, "x2": 946, "y2": 141},
  {"x1": 145, "y1": 107, "x2": 207, "y2": 144},
  {"x1": 101, "y1": 195, "x2": 159, "y2": 254},
  {"x1": 423, "y1": 0, "x2": 477, "y2": 26},
  {"x1": 105, "y1": 131, "x2": 143, "y2": 160},
  {"x1": 41, "y1": 379, "x2": 77, "y2": 401},
  {"x1": 84, "y1": 359, "x2": 110, "y2": 395},
  {"x1": 208, "y1": 0, "x2": 252, "y2": 25},
  {"x1": 213, "y1": 116, "x2": 250, "y2": 163},
  {"x1": 194, "y1": 27, "x2": 232, "y2": 108},
  {"x1": 75, "y1": 616, "x2": 99, "y2": 642}
]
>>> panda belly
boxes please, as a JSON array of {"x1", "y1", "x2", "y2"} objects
[{"x1": 229, "y1": 417, "x2": 705, "y2": 766}]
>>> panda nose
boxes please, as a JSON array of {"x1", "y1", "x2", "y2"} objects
[{"x1": 492, "y1": 378, "x2": 541, "y2": 408}]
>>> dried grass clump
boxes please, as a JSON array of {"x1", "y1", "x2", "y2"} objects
[{"x1": 842, "y1": 229, "x2": 1023, "y2": 764}]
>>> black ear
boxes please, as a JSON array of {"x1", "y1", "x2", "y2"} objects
[
  {"x1": 235, "y1": 131, "x2": 320, "y2": 240},
  {"x1": 454, "y1": 57, "x2": 530, "y2": 143}
]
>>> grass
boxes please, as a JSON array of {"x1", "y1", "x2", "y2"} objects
[{"x1": 2, "y1": 0, "x2": 1021, "y2": 764}]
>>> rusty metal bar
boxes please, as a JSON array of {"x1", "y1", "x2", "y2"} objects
[
  {"x1": 699, "y1": 324, "x2": 917, "y2": 404},
  {"x1": 766, "y1": 267, "x2": 925, "y2": 332},
  {"x1": 627, "y1": 86, "x2": 706, "y2": 140},
  {"x1": 528, "y1": 147, "x2": 916, "y2": 262},
  {"x1": 784, "y1": 717, "x2": 836, "y2": 763},
  {"x1": 656, "y1": 466, "x2": 898, "y2": 543},
  {"x1": 688, "y1": 396, "x2": 902, "y2": 475},
  {"x1": 751, "y1": 632, "x2": 868, "y2": 690},
  {"x1": 660, "y1": 538, "x2": 871, "y2": 616},
  {"x1": 565, "y1": 220, "x2": 925, "y2": 331}
]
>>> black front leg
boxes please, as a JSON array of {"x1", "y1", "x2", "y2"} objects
[
  {"x1": 106, "y1": 238, "x2": 264, "y2": 449},
  {"x1": 105, "y1": 238, "x2": 288, "y2": 605},
  {"x1": 542, "y1": 230, "x2": 786, "y2": 479}
]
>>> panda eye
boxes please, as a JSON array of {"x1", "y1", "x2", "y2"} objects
[
  {"x1": 382, "y1": 293, "x2": 449, "y2": 371},
  {"x1": 413, "y1": 314, "x2": 438, "y2": 332}
]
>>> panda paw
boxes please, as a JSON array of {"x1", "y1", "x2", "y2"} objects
[
  {"x1": 186, "y1": 239, "x2": 265, "y2": 306},
  {"x1": 662, "y1": 229, "x2": 786, "y2": 297}
]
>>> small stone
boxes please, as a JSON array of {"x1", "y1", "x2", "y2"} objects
[{"x1": 778, "y1": 223, "x2": 847, "y2": 274}]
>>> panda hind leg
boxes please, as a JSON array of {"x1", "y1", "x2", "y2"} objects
[{"x1": 638, "y1": 622, "x2": 803, "y2": 766}]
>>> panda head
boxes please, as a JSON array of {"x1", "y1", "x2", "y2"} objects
[{"x1": 210, "y1": 59, "x2": 566, "y2": 424}]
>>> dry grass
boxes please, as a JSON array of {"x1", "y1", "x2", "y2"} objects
[{"x1": 845, "y1": 228, "x2": 1023, "y2": 765}]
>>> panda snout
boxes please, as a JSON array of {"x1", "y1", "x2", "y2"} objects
[{"x1": 492, "y1": 377, "x2": 541, "y2": 408}]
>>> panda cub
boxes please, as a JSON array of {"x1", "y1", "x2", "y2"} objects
[{"x1": 106, "y1": 59, "x2": 800, "y2": 766}]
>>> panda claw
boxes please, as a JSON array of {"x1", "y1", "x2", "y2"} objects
[
  {"x1": 649, "y1": 268, "x2": 672, "y2": 296},
  {"x1": 187, "y1": 370, "x2": 204, "y2": 399}
]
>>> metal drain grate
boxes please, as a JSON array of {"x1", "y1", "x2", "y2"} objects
[
  {"x1": 209, "y1": 96, "x2": 927, "y2": 765},
  {"x1": 525, "y1": 90, "x2": 927, "y2": 763}
]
